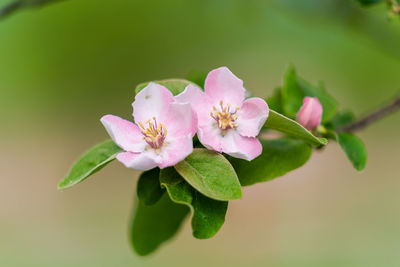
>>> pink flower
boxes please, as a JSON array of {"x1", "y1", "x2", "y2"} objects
[
  {"x1": 296, "y1": 97, "x2": 323, "y2": 130},
  {"x1": 100, "y1": 83, "x2": 197, "y2": 171},
  {"x1": 176, "y1": 67, "x2": 269, "y2": 161}
]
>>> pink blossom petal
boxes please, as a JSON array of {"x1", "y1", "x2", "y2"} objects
[
  {"x1": 174, "y1": 84, "x2": 204, "y2": 105},
  {"x1": 197, "y1": 123, "x2": 223, "y2": 152},
  {"x1": 220, "y1": 131, "x2": 262, "y2": 161},
  {"x1": 163, "y1": 102, "x2": 197, "y2": 138},
  {"x1": 116, "y1": 151, "x2": 159, "y2": 171},
  {"x1": 204, "y1": 67, "x2": 246, "y2": 107},
  {"x1": 132, "y1": 82, "x2": 174, "y2": 124},
  {"x1": 237, "y1": 97, "x2": 269, "y2": 137},
  {"x1": 159, "y1": 135, "x2": 193, "y2": 168},
  {"x1": 175, "y1": 84, "x2": 213, "y2": 126},
  {"x1": 100, "y1": 115, "x2": 145, "y2": 152},
  {"x1": 297, "y1": 97, "x2": 322, "y2": 130}
]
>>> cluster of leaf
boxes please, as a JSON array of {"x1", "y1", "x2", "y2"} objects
[
  {"x1": 58, "y1": 66, "x2": 367, "y2": 256},
  {"x1": 268, "y1": 66, "x2": 367, "y2": 171}
]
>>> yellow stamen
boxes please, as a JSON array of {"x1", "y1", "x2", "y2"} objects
[
  {"x1": 139, "y1": 117, "x2": 167, "y2": 150},
  {"x1": 210, "y1": 100, "x2": 240, "y2": 133}
]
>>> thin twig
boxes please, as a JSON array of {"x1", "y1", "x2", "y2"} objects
[
  {"x1": 0, "y1": 0, "x2": 65, "y2": 20},
  {"x1": 339, "y1": 92, "x2": 400, "y2": 132}
]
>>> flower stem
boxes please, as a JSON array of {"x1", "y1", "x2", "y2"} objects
[{"x1": 339, "y1": 92, "x2": 400, "y2": 133}]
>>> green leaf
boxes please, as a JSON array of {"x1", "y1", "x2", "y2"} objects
[
  {"x1": 174, "y1": 148, "x2": 242, "y2": 201},
  {"x1": 137, "y1": 168, "x2": 164, "y2": 206},
  {"x1": 58, "y1": 140, "x2": 123, "y2": 190},
  {"x1": 229, "y1": 138, "x2": 312, "y2": 186},
  {"x1": 160, "y1": 167, "x2": 228, "y2": 239},
  {"x1": 281, "y1": 67, "x2": 303, "y2": 117},
  {"x1": 282, "y1": 66, "x2": 338, "y2": 123},
  {"x1": 266, "y1": 87, "x2": 283, "y2": 114},
  {"x1": 264, "y1": 110, "x2": 327, "y2": 146},
  {"x1": 337, "y1": 133, "x2": 367, "y2": 171},
  {"x1": 130, "y1": 193, "x2": 189, "y2": 256},
  {"x1": 135, "y1": 79, "x2": 197, "y2": 96}
]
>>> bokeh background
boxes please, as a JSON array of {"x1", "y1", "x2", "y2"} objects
[{"x1": 1, "y1": 0, "x2": 400, "y2": 266}]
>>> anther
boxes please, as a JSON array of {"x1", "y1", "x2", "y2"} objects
[
  {"x1": 139, "y1": 117, "x2": 167, "y2": 150},
  {"x1": 210, "y1": 100, "x2": 240, "y2": 131}
]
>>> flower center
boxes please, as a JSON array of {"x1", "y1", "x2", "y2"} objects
[
  {"x1": 211, "y1": 100, "x2": 240, "y2": 134},
  {"x1": 138, "y1": 117, "x2": 167, "y2": 150}
]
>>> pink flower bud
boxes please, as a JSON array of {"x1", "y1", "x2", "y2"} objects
[{"x1": 296, "y1": 97, "x2": 322, "y2": 130}]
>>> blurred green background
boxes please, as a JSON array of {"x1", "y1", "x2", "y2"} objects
[{"x1": 1, "y1": 0, "x2": 400, "y2": 266}]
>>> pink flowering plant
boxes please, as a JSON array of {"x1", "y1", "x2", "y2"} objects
[
  {"x1": 59, "y1": 66, "x2": 369, "y2": 256},
  {"x1": 101, "y1": 82, "x2": 197, "y2": 171}
]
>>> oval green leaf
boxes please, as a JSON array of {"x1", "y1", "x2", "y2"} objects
[
  {"x1": 135, "y1": 79, "x2": 197, "y2": 96},
  {"x1": 58, "y1": 139, "x2": 123, "y2": 190},
  {"x1": 174, "y1": 148, "x2": 242, "y2": 201},
  {"x1": 137, "y1": 168, "x2": 164, "y2": 206},
  {"x1": 130, "y1": 193, "x2": 189, "y2": 256},
  {"x1": 229, "y1": 138, "x2": 312, "y2": 186},
  {"x1": 160, "y1": 167, "x2": 228, "y2": 239},
  {"x1": 264, "y1": 110, "x2": 327, "y2": 146},
  {"x1": 337, "y1": 132, "x2": 367, "y2": 171}
]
